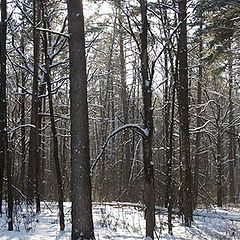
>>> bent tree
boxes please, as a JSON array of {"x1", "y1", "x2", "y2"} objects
[{"x1": 67, "y1": 0, "x2": 95, "y2": 239}]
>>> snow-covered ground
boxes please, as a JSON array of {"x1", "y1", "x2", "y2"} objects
[{"x1": 0, "y1": 202, "x2": 239, "y2": 239}]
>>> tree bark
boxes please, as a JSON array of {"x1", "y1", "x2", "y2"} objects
[
  {"x1": 42, "y1": 10, "x2": 65, "y2": 231},
  {"x1": 0, "y1": 0, "x2": 13, "y2": 229},
  {"x1": 27, "y1": 0, "x2": 41, "y2": 212},
  {"x1": 67, "y1": 0, "x2": 95, "y2": 239},
  {"x1": 0, "y1": 0, "x2": 7, "y2": 215},
  {"x1": 227, "y1": 40, "x2": 236, "y2": 203},
  {"x1": 193, "y1": 22, "x2": 203, "y2": 209},
  {"x1": 177, "y1": 0, "x2": 193, "y2": 227},
  {"x1": 140, "y1": 0, "x2": 155, "y2": 238}
]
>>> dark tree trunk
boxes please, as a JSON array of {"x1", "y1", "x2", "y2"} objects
[
  {"x1": 67, "y1": 0, "x2": 95, "y2": 239},
  {"x1": 217, "y1": 131, "x2": 223, "y2": 207},
  {"x1": 193, "y1": 23, "x2": 203, "y2": 209},
  {"x1": 19, "y1": 36, "x2": 26, "y2": 197},
  {"x1": 177, "y1": 0, "x2": 193, "y2": 227},
  {"x1": 42, "y1": 12, "x2": 65, "y2": 231},
  {"x1": 27, "y1": 0, "x2": 41, "y2": 212},
  {"x1": 227, "y1": 40, "x2": 236, "y2": 203},
  {"x1": 140, "y1": 0, "x2": 155, "y2": 238},
  {"x1": 0, "y1": 0, "x2": 7, "y2": 215},
  {"x1": 0, "y1": 0, "x2": 13, "y2": 229}
]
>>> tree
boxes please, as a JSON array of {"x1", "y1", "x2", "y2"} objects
[
  {"x1": 42, "y1": 1, "x2": 65, "y2": 230},
  {"x1": 27, "y1": 0, "x2": 41, "y2": 212},
  {"x1": 0, "y1": 0, "x2": 13, "y2": 230},
  {"x1": 0, "y1": 0, "x2": 7, "y2": 216},
  {"x1": 177, "y1": 0, "x2": 193, "y2": 226},
  {"x1": 67, "y1": 0, "x2": 95, "y2": 239},
  {"x1": 140, "y1": 0, "x2": 155, "y2": 238}
]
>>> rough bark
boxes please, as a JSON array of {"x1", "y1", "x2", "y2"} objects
[
  {"x1": 67, "y1": 0, "x2": 95, "y2": 239},
  {"x1": 177, "y1": 0, "x2": 193, "y2": 227}
]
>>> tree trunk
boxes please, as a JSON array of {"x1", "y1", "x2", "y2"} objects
[
  {"x1": 0, "y1": 0, "x2": 13, "y2": 229},
  {"x1": 0, "y1": 0, "x2": 7, "y2": 215},
  {"x1": 27, "y1": 0, "x2": 41, "y2": 212},
  {"x1": 42, "y1": 12, "x2": 65, "y2": 231},
  {"x1": 227, "y1": 40, "x2": 236, "y2": 203},
  {"x1": 67, "y1": 0, "x2": 95, "y2": 239},
  {"x1": 118, "y1": 2, "x2": 131, "y2": 199},
  {"x1": 177, "y1": 0, "x2": 193, "y2": 227},
  {"x1": 193, "y1": 22, "x2": 203, "y2": 209},
  {"x1": 217, "y1": 131, "x2": 223, "y2": 207},
  {"x1": 19, "y1": 35, "x2": 26, "y2": 197},
  {"x1": 140, "y1": 0, "x2": 155, "y2": 238}
]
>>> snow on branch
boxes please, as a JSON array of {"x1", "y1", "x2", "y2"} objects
[
  {"x1": 8, "y1": 124, "x2": 36, "y2": 134},
  {"x1": 90, "y1": 124, "x2": 147, "y2": 175},
  {"x1": 189, "y1": 120, "x2": 211, "y2": 134},
  {"x1": 36, "y1": 28, "x2": 69, "y2": 38}
]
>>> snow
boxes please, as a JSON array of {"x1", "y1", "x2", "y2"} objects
[{"x1": 0, "y1": 202, "x2": 239, "y2": 239}]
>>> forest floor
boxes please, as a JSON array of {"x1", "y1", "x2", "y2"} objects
[{"x1": 0, "y1": 202, "x2": 239, "y2": 239}]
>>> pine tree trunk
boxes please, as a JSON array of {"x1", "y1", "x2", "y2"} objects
[
  {"x1": 177, "y1": 0, "x2": 193, "y2": 227},
  {"x1": 67, "y1": 0, "x2": 95, "y2": 239}
]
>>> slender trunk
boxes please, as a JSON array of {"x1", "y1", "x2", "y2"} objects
[
  {"x1": 166, "y1": 53, "x2": 178, "y2": 235},
  {"x1": 217, "y1": 131, "x2": 223, "y2": 207},
  {"x1": 42, "y1": 14, "x2": 65, "y2": 230},
  {"x1": 0, "y1": 0, "x2": 7, "y2": 215},
  {"x1": 227, "y1": 40, "x2": 235, "y2": 203},
  {"x1": 119, "y1": 4, "x2": 131, "y2": 199},
  {"x1": 193, "y1": 23, "x2": 203, "y2": 208},
  {"x1": 140, "y1": 0, "x2": 155, "y2": 238},
  {"x1": 27, "y1": 0, "x2": 41, "y2": 212},
  {"x1": 67, "y1": 0, "x2": 95, "y2": 239},
  {"x1": 19, "y1": 36, "x2": 26, "y2": 197}
]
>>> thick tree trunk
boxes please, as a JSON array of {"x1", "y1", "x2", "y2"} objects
[
  {"x1": 140, "y1": 0, "x2": 155, "y2": 238},
  {"x1": 67, "y1": 0, "x2": 95, "y2": 239},
  {"x1": 177, "y1": 0, "x2": 193, "y2": 227}
]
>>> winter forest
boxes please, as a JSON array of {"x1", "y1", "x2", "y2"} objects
[{"x1": 0, "y1": 0, "x2": 240, "y2": 239}]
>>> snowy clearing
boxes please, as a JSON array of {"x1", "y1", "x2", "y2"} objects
[{"x1": 0, "y1": 202, "x2": 239, "y2": 239}]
